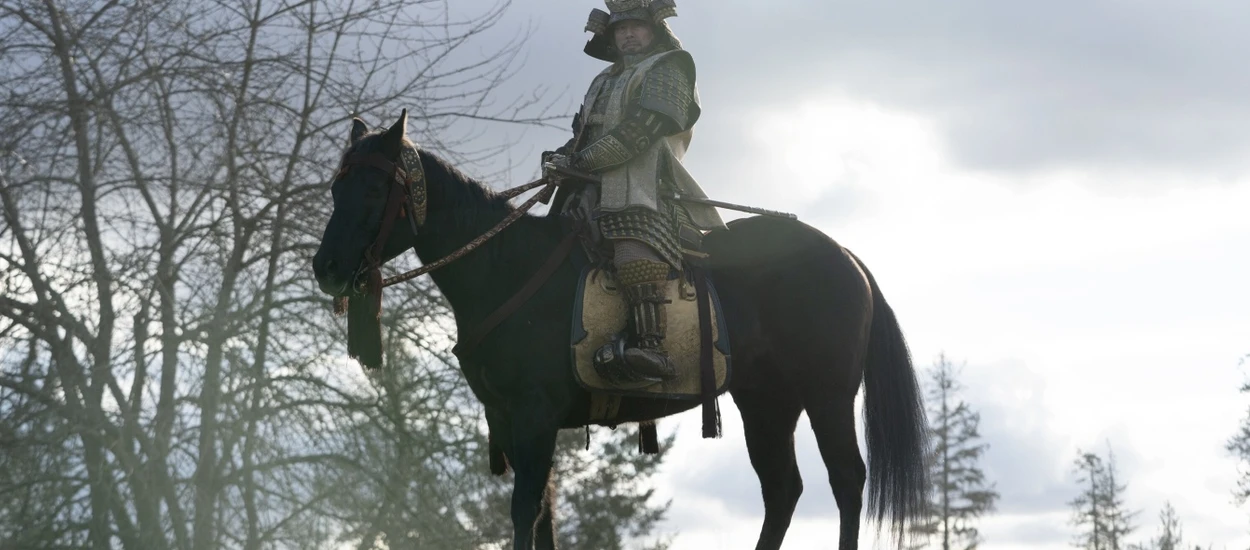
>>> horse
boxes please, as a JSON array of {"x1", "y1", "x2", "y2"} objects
[{"x1": 311, "y1": 112, "x2": 929, "y2": 550}]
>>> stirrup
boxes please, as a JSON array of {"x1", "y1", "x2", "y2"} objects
[
  {"x1": 623, "y1": 347, "x2": 677, "y2": 380},
  {"x1": 594, "y1": 336, "x2": 663, "y2": 390}
]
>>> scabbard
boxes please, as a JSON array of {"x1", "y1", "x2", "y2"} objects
[
  {"x1": 665, "y1": 194, "x2": 798, "y2": 220},
  {"x1": 542, "y1": 163, "x2": 798, "y2": 220}
]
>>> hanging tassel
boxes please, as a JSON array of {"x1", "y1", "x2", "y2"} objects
[
  {"x1": 638, "y1": 422, "x2": 659, "y2": 455},
  {"x1": 346, "y1": 268, "x2": 384, "y2": 370},
  {"x1": 694, "y1": 268, "x2": 722, "y2": 439},
  {"x1": 702, "y1": 397, "x2": 722, "y2": 440},
  {"x1": 333, "y1": 296, "x2": 348, "y2": 316}
]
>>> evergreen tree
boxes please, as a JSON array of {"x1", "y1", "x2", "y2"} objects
[
  {"x1": 1070, "y1": 453, "x2": 1108, "y2": 550},
  {"x1": 1102, "y1": 447, "x2": 1138, "y2": 550},
  {"x1": 1128, "y1": 501, "x2": 1184, "y2": 550},
  {"x1": 1226, "y1": 361, "x2": 1250, "y2": 515},
  {"x1": 1069, "y1": 447, "x2": 1138, "y2": 550},
  {"x1": 1152, "y1": 502, "x2": 1183, "y2": 550},
  {"x1": 909, "y1": 355, "x2": 999, "y2": 549}
]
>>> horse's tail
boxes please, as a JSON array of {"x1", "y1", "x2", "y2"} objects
[{"x1": 849, "y1": 250, "x2": 929, "y2": 540}]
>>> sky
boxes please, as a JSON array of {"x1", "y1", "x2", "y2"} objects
[{"x1": 429, "y1": 1, "x2": 1250, "y2": 548}]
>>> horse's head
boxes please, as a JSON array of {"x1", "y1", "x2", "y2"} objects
[{"x1": 312, "y1": 111, "x2": 422, "y2": 297}]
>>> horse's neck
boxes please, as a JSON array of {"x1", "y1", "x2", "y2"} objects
[{"x1": 409, "y1": 165, "x2": 553, "y2": 321}]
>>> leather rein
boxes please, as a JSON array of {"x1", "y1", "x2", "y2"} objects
[{"x1": 332, "y1": 148, "x2": 576, "y2": 361}]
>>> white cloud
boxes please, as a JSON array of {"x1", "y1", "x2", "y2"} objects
[{"x1": 641, "y1": 96, "x2": 1250, "y2": 548}]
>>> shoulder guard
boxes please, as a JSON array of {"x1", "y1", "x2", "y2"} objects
[{"x1": 638, "y1": 52, "x2": 699, "y2": 131}]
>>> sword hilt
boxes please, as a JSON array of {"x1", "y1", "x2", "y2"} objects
[{"x1": 543, "y1": 162, "x2": 602, "y2": 183}]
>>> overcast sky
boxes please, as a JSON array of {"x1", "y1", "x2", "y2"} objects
[{"x1": 426, "y1": 1, "x2": 1250, "y2": 548}]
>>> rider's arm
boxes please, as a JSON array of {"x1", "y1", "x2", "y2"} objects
[
  {"x1": 570, "y1": 107, "x2": 679, "y2": 172},
  {"x1": 570, "y1": 58, "x2": 695, "y2": 173}
]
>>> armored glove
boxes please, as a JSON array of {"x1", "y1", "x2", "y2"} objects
[{"x1": 543, "y1": 153, "x2": 571, "y2": 182}]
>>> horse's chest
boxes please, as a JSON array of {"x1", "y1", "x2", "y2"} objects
[{"x1": 460, "y1": 362, "x2": 506, "y2": 406}]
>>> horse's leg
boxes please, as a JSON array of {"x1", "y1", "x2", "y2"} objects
[
  {"x1": 732, "y1": 377, "x2": 805, "y2": 550},
  {"x1": 508, "y1": 408, "x2": 559, "y2": 550},
  {"x1": 803, "y1": 389, "x2": 866, "y2": 550},
  {"x1": 775, "y1": 251, "x2": 871, "y2": 549},
  {"x1": 534, "y1": 480, "x2": 557, "y2": 549},
  {"x1": 486, "y1": 407, "x2": 511, "y2": 476}
]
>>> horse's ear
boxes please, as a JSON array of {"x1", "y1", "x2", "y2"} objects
[
  {"x1": 381, "y1": 109, "x2": 407, "y2": 157},
  {"x1": 350, "y1": 117, "x2": 368, "y2": 145}
]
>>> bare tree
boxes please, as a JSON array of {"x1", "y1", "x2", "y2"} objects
[{"x1": 0, "y1": 1, "x2": 675, "y2": 550}]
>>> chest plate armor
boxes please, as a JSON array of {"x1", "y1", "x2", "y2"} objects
[
  {"x1": 578, "y1": 52, "x2": 721, "y2": 228},
  {"x1": 583, "y1": 65, "x2": 636, "y2": 144}
]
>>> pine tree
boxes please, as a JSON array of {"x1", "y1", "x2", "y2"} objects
[
  {"x1": 1226, "y1": 362, "x2": 1250, "y2": 512},
  {"x1": 1102, "y1": 446, "x2": 1138, "y2": 550},
  {"x1": 1070, "y1": 453, "x2": 1108, "y2": 550},
  {"x1": 909, "y1": 355, "x2": 1000, "y2": 549},
  {"x1": 1153, "y1": 502, "x2": 1183, "y2": 550},
  {"x1": 1128, "y1": 501, "x2": 1184, "y2": 550},
  {"x1": 1069, "y1": 446, "x2": 1138, "y2": 550}
]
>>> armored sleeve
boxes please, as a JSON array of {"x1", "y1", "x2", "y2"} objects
[
  {"x1": 570, "y1": 107, "x2": 680, "y2": 173},
  {"x1": 569, "y1": 57, "x2": 696, "y2": 173},
  {"x1": 637, "y1": 55, "x2": 697, "y2": 131}
]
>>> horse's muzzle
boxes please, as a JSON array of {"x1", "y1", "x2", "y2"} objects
[{"x1": 312, "y1": 253, "x2": 354, "y2": 297}]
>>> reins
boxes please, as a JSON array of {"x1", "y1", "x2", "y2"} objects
[
  {"x1": 382, "y1": 176, "x2": 557, "y2": 287},
  {"x1": 333, "y1": 147, "x2": 571, "y2": 367}
]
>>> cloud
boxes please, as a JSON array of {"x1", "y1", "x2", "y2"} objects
[
  {"x1": 484, "y1": 0, "x2": 1250, "y2": 184},
  {"x1": 685, "y1": 1, "x2": 1250, "y2": 178}
]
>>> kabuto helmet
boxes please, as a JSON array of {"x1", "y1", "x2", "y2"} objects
[{"x1": 583, "y1": 0, "x2": 684, "y2": 62}]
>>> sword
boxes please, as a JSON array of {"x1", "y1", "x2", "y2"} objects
[
  {"x1": 543, "y1": 162, "x2": 798, "y2": 220},
  {"x1": 663, "y1": 192, "x2": 798, "y2": 220}
]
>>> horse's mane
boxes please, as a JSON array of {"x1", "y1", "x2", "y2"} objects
[
  {"x1": 349, "y1": 130, "x2": 565, "y2": 264},
  {"x1": 416, "y1": 147, "x2": 514, "y2": 225}
]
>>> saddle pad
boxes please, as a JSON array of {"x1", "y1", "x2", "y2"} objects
[{"x1": 571, "y1": 267, "x2": 731, "y2": 399}]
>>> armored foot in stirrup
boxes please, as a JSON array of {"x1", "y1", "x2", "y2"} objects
[
  {"x1": 594, "y1": 335, "x2": 667, "y2": 390},
  {"x1": 621, "y1": 280, "x2": 678, "y2": 381}
]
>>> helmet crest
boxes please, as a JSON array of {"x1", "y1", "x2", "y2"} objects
[
  {"x1": 583, "y1": 0, "x2": 681, "y2": 61},
  {"x1": 586, "y1": 0, "x2": 677, "y2": 35}
]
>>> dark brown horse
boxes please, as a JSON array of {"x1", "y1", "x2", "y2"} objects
[{"x1": 311, "y1": 113, "x2": 929, "y2": 550}]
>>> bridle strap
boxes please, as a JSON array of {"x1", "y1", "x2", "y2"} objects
[
  {"x1": 344, "y1": 152, "x2": 406, "y2": 185},
  {"x1": 332, "y1": 146, "x2": 576, "y2": 366},
  {"x1": 335, "y1": 151, "x2": 414, "y2": 369},
  {"x1": 335, "y1": 149, "x2": 559, "y2": 287},
  {"x1": 381, "y1": 180, "x2": 558, "y2": 287},
  {"x1": 341, "y1": 153, "x2": 411, "y2": 273}
]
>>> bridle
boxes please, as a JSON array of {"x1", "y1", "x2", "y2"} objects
[
  {"x1": 331, "y1": 147, "x2": 427, "y2": 307},
  {"x1": 333, "y1": 145, "x2": 561, "y2": 297},
  {"x1": 330, "y1": 144, "x2": 576, "y2": 365}
]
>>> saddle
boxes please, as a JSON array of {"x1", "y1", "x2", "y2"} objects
[{"x1": 570, "y1": 266, "x2": 731, "y2": 403}]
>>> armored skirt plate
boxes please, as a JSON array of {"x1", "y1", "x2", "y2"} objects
[{"x1": 571, "y1": 266, "x2": 732, "y2": 400}]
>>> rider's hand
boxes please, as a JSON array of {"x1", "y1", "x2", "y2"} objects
[{"x1": 543, "y1": 153, "x2": 571, "y2": 181}]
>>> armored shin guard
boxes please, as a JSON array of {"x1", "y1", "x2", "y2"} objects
[
  {"x1": 593, "y1": 256, "x2": 677, "y2": 387},
  {"x1": 622, "y1": 281, "x2": 677, "y2": 380}
]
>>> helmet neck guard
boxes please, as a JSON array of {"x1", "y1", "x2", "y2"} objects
[{"x1": 583, "y1": 0, "x2": 682, "y2": 63}]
